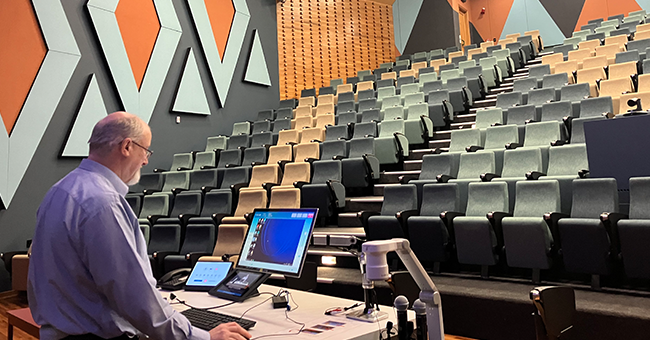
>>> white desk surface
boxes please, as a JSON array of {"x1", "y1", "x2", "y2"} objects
[{"x1": 165, "y1": 284, "x2": 412, "y2": 340}]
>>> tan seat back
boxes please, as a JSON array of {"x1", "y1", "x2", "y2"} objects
[
  {"x1": 269, "y1": 188, "x2": 301, "y2": 209},
  {"x1": 300, "y1": 127, "x2": 325, "y2": 143},
  {"x1": 233, "y1": 188, "x2": 268, "y2": 217},
  {"x1": 293, "y1": 142, "x2": 320, "y2": 163},
  {"x1": 280, "y1": 162, "x2": 311, "y2": 186},
  {"x1": 248, "y1": 164, "x2": 281, "y2": 189},
  {"x1": 581, "y1": 55, "x2": 608, "y2": 69},
  {"x1": 381, "y1": 72, "x2": 397, "y2": 80},
  {"x1": 267, "y1": 145, "x2": 293, "y2": 164},
  {"x1": 608, "y1": 61, "x2": 638, "y2": 80},
  {"x1": 277, "y1": 129, "x2": 301, "y2": 145}
]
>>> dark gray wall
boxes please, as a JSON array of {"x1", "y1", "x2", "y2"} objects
[
  {"x1": 0, "y1": 0, "x2": 279, "y2": 272},
  {"x1": 403, "y1": 0, "x2": 459, "y2": 55}
]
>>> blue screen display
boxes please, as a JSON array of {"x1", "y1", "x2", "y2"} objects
[
  {"x1": 186, "y1": 261, "x2": 232, "y2": 287},
  {"x1": 237, "y1": 209, "x2": 317, "y2": 276}
]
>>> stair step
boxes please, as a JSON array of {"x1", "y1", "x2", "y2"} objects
[
  {"x1": 450, "y1": 121, "x2": 474, "y2": 129},
  {"x1": 373, "y1": 183, "x2": 401, "y2": 195},
  {"x1": 408, "y1": 148, "x2": 444, "y2": 160},
  {"x1": 433, "y1": 130, "x2": 451, "y2": 140},
  {"x1": 404, "y1": 159, "x2": 422, "y2": 171},
  {"x1": 344, "y1": 196, "x2": 383, "y2": 213},
  {"x1": 337, "y1": 212, "x2": 363, "y2": 227},
  {"x1": 455, "y1": 113, "x2": 477, "y2": 123},
  {"x1": 313, "y1": 227, "x2": 366, "y2": 238},
  {"x1": 380, "y1": 170, "x2": 421, "y2": 183}
]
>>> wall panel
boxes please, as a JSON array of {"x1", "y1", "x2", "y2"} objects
[{"x1": 278, "y1": 0, "x2": 395, "y2": 99}]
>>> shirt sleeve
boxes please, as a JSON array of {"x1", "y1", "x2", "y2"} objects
[{"x1": 78, "y1": 202, "x2": 210, "y2": 340}]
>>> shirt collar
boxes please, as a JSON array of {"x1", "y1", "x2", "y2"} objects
[{"x1": 78, "y1": 159, "x2": 129, "y2": 196}]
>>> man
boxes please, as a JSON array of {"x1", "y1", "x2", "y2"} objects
[{"x1": 28, "y1": 112, "x2": 251, "y2": 340}]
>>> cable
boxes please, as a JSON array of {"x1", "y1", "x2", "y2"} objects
[
  {"x1": 238, "y1": 292, "x2": 279, "y2": 321},
  {"x1": 169, "y1": 293, "x2": 238, "y2": 310}
]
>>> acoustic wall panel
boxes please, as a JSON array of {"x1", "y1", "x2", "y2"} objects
[
  {"x1": 173, "y1": 49, "x2": 211, "y2": 115},
  {"x1": 244, "y1": 30, "x2": 272, "y2": 87},
  {"x1": 62, "y1": 75, "x2": 108, "y2": 157},
  {"x1": 393, "y1": 0, "x2": 424, "y2": 54}
]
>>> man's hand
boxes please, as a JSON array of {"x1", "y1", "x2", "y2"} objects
[{"x1": 209, "y1": 322, "x2": 252, "y2": 340}]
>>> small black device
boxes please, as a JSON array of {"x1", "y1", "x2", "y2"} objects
[
  {"x1": 181, "y1": 308, "x2": 256, "y2": 331},
  {"x1": 272, "y1": 295, "x2": 288, "y2": 309},
  {"x1": 394, "y1": 295, "x2": 409, "y2": 340},
  {"x1": 209, "y1": 208, "x2": 318, "y2": 302},
  {"x1": 158, "y1": 268, "x2": 191, "y2": 291}
]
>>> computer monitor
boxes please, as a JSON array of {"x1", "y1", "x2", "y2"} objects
[
  {"x1": 237, "y1": 208, "x2": 318, "y2": 278},
  {"x1": 209, "y1": 208, "x2": 318, "y2": 302}
]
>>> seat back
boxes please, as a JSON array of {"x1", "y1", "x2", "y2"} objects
[
  {"x1": 216, "y1": 149, "x2": 242, "y2": 169},
  {"x1": 353, "y1": 122, "x2": 378, "y2": 139},
  {"x1": 170, "y1": 153, "x2": 193, "y2": 171},
  {"x1": 581, "y1": 55, "x2": 608, "y2": 69},
  {"x1": 419, "y1": 154, "x2": 459, "y2": 179},
  {"x1": 568, "y1": 49, "x2": 592, "y2": 64},
  {"x1": 400, "y1": 83, "x2": 420, "y2": 96},
  {"x1": 250, "y1": 132, "x2": 273, "y2": 147},
  {"x1": 294, "y1": 116, "x2": 313, "y2": 129},
  {"x1": 298, "y1": 96, "x2": 315, "y2": 108},
  {"x1": 608, "y1": 61, "x2": 637, "y2": 81},
  {"x1": 604, "y1": 35, "x2": 628, "y2": 49},
  {"x1": 377, "y1": 86, "x2": 396, "y2": 101},
  {"x1": 272, "y1": 118, "x2": 292, "y2": 132},
  {"x1": 211, "y1": 224, "x2": 248, "y2": 258},
  {"x1": 356, "y1": 81, "x2": 374, "y2": 92},
  {"x1": 483, "y1": 124, "x2": 518, "y2": 150},
  {"x1": 205, "y1": 136, "x2": 227, "y2": 152},
  {"x1": 446, "y1": 77, "x2": 469, "y2": 92},
  {"x1": 420, "y1": 183, "x2": 461, "y2": 216},
  {"x1": 465, "y1": 182, "x2": 509, "y2": 216},
  {"x1": 578, "y1": 39, "x2": 600, "y2": 52},
  {"x1": 529, "y1": 63, "x2": 552, "y2": 80},
  {"x1": 560, "y1": 83, "x2": 590, "y2": 102},
  {"x1": 427, "y1": 89, "x2": 449, "y2": 103},
  {"x1": 554, "y1": 61, "x2": 578, "y2": 80},
  {"x1": 277, "y1": 129, "x2": 301, "y2": 145},
  {"x1": 528, "y1": 88, "x2": 556, "y2": 106},
  {"x1": 639, "y1": 74, "x2": 650, "y2": 92},
  {"x1": 180, "y1": 224, "x2": 216, "y2": 254},
  {"x1": 619, "y1": 91, "x2": 650, "y2": 113},
  {"x1": 269, "y1": 188, "x2": 301, "y2": 208},
  {"x1": 219, "y1": 167, "x2": 250, "y2": 190},
  {"x1": 316, "y1": 103, "x2": 335, "y2": 116},
  {"x1": 293, "y1": 142, "x2": 320, "y2": 162},
  {"x1": 506, "y1": 104, "x2": 537, "y2": 125},
  {"x1": 320, "y1": 140, "x2": 347, "y2": 160},
  {"x1": 523, "y1": 121, "x2": 563, "y2": 147},
  {"x1": 162, "y1": 171, "x2": 190, "y2": 192},
  {"x1": 599, "y1": 78, "x2": 634, "y2": 99},
  {"x1": 628, "y1": 177, "x2": 650, "y2": 219},
  {"x1": 311, "y1": 160, "x2": 343, "y2": 183},
  {"x1": 139, "y1": 194, "x2": 170, "y2": 219},
  {"x1": 252, "y1": 121, "x2": 272, "y2": 134},
  {"x1": 496, "y1": 91, "x2": 523, "y2": 108},
  {"x1": 256, "y1": 109, "x2": 275, "y2": 121},
  {"x1": 501, "y1": 147, "x2": 544, "y2": 178},
  {"x1": 449, "y1": 128, "x2": 484, "y2": 152},
  {"x1": 227, "y1": 134, "x2": 249, "y2": 150},
  {"x1": 189, "y1": 169, "x2": 220, "y2": 190},
  {"x1": 541, "y1": 101, "x2": 573, "y2": 122},
  {"x1": 381, "y1": 184, "x2": 418, "y2": 216},
  {"x1": 348, "y1": 137, "x2": 375, "y2": 158},
  {"x1": 542, "y1": 73, "x2": 569, "y2": 90},
  {"x1": 513, "y1": 78, "x2": 537, "y2": 94},
  {"x1": 404, "y1": 94, "x2": 425, "y2": 108},
  {"x1": 248, "y1": 164, "x2": 281, "y2": 189},
  {"x1": 314, "y1": 115, "x2": 335, "y2": 129},
  {"x1": 267, "y1": 145, "x2": 293, "y2": 164},
  {"x1": 570, "y1": 178, "x2": 618, "y2": 218},
  {"x1": 475, "y1": 108, "x2": 505, "y2": 129},
  {"x1": 233, "y1": 188, "x2": 268, "y2": 217},
  {"x1": 378, "y1": 119, "x2": 405, "y2": 138},
  {"x1": 193, "y1": 152, "x2": 216, "y2": 170},
  {"x1": 456, "y1": 152, "x2": 496, "y2": 179},
  {"x1": 242, "y1": 147, "x2": 268, "y2": 166},
  {"x1": 147, "y1": 224, "x2": 181, "y2": 255},
  {"x1": 513, "y1": 180, "x2": 561, "y2": 217},
  {"x1": 580, "y1": 96, "x2": 613, "y2": 118},
  {"x1": 419, "y1": 72, "x2": 438, "y2": 85},
  {"x1": 337, "y1": 101, "x2": 356, "y2": 114},
  {"x1": 232, "y1": 122, "x2": 251, "y2": 135},
  {"x1": 359, "y1": 98, "x2": 380, "y2": 112},
  {"x1": 384, "y1": 106, "x2": 405, "y2": 120},
  {"x1": 546, "y1": 144, "x2": 588, "y2": 177}
]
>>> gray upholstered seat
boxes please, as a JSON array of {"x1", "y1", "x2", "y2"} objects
[
  {"x1": 375, "y1": 120, "x2": 409, "y2": 165},
  {"x1": 407, "y1": 183, "x2": 461, "y2": 267},
  {"x1": 366, "y1": 184, "x2": 418, "y2": 241},
  {"x1": 560, "y1": 83, "x2": 590, "y2": 116},
  {"x1": 538, "y1": 144, "x2": 589, "y2": 213},
  {"x1": 454, "y1": 181, "x2": 509, "y2": 272},
  {"x1": 446, "y1": 77, "x2": 473, "y2": 113},
  {"x1": 341, "y1": 138, "x2": 380, "y2": 188},
  {"x1": 618, "y1": 177, "x2": 650, "y2": 279},
  {"x1": 501, "y1": 180, "x2": 561, "y2": 278},
  {"x1": 557, "y1": 178, "x2": 620, "y2": 288},
  {"x1": 301, "y1": 160, "x2": 346, "y2": 222},
  {"x1": 571, "y1": 97, "x2": 613, "y2": 144},
  {"x1": 496, "y1": 91, "x2": 523, "y2": 109},
  {"x1": 427, "y1": 90, "x2": 454, "y2": 127},
  {"x1": 528, "y1": 64, "x2": 551, "y2": 87},
  {"x1": 475, "y1": 108, "x2": 505, "y2": 130},
  {"x1": 409, "y1": 153, "x2": 460, "y2": 207},
  {"x1": 450, "y1": 151, "x2": 499, "y2": 211},
  {"x1": 513, "y1": 78, "x2": 538, "y2": 104},
  {"x1": 493, "y1": 147, "x2": 545, "y2": 208}
]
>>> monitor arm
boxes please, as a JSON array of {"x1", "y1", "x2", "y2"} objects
[{"x1": 362, "y1": 238, "x2": 444, "y2": 340}]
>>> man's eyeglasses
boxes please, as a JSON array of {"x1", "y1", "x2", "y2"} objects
[{"x1": 131, "y1": 140, "x2": 153, "y2": 159}]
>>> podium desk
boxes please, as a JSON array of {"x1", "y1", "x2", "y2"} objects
[{"x1": 166, "y1": 284, "x2": 412, "y2": 340}]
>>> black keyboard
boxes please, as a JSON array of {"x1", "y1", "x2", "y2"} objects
[{"x1": 181, "y1": 308, "x2": 256, "y2": 331}]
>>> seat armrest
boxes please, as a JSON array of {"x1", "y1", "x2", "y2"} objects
[
  {"x1": 230, "y1": 182, "x2": 248, "y2": 194},
  {"x1": 147, "y1": 215, "x2": 165, "y2": 225},
  {"x1": 480, "y1": 173, "x2": 500, "y2": 182},
  {"x1": 466, "y1": 145, "x2": 484, "y2": 152},
  {"x1": 262, "y1": 182, "x2": 279, "y2": 191},
  {"x1": 543, "y1": 212, "x2": 570, "y2": 249},
  {"x1": 362, "y1": 154, "x2": 381, "y2": 179},
  {"x1": 326, "y1": 180, "x2": 346, "y2": 208},
  {"x1": 310, "y1": 139, "x2": 322, "y2": 143},
  {"x1": 505, "y1": 142, "x2": 522, "y2": 149},
  {"x1": 578, "y1": 169, "x2": 590, "y2": 178},
  {"x1": 526, "y1": 171, "x2": 546, "y2": 180},
  {"x1": 251, "y1": 161, "x2": 266, "y2": 166},
  {"x1": 395, "y1": 209, "x2": 419, "y2": 226},
  {"x1": 305, "y1": 158, "x2": 319, "y2": 164},
  {"x1": 200, "y1": 165, "x2": 216, "y2": 170},
  {"x1": 332, "y1": 155, "x2": 346, "y2": 160},
  {"x1": 177, "y1": 167, "x2": 191, "y2": 171},
  {"x1": 487, "y1": 211, "x2": 511, "y2": 223},
  {"x1": 491, "y1": 123, "x2": 503, "y2": 127},
  {"x1": 550, "y1": 140, "x2": 567, "y2": 147},
  {"x1": 244, "y1": 213, "x2": 254, "y2": 224},
  {"x1": 600, "y1": 212, "x2": 628, "y2": 256},
  {"x1": 357, "y1": 211, "x2": 381, "y2": 233},
  {"x1": 222, "y1": 254, "x2": 240, "y2": 263},
  {"x1": 436, "y1": 174, "x2": 455, "y2": 183},
  {"x1": 420, "y1": 116, "x2": 434, "y2": 138},
  {"x1": 524, "y1": 119, "x2": 537, "y2": 124},
  {"x1": 440, "y1": 211, "x2": 464, "y2": 230},
  {"x1": 293, "y1": 181, "x2": 309, "y2": 189},
  {"x1": 178, "y1": 213, "x2": 199, "y2": 226},
  {"x1": 487, "y1": 211, "x2": 511, "y2": 250},
  {"x1": 187, "y1": 252, "x2": 212, "y2": 267},
  {"x1": 201, "y1": 186, "x2": 217, "y2": 193},
  {"x1": 142, "y1": 189, "x2": 161, "y2": 195},
  {"x1": 286, "y1": 142, "x2": 298, "y2": 146},
  {"x1": 153, "y1": 168, "x2": 168, "y2": 173},
  {"x1": 171, "y1": 188, "x2": 187, "y2": 195},
  {"x1": 278, "y1": 160, "x2": 291, "y2": 169},
  {"x1": 398, "y1": 174, "x2": 420, "y2": 184},
  {"x1": 152, "y1": 251, "x2": 179, "y2": 260},
  {"x1": 1, "y1": 251, "x2": 28, "y2": 276}
]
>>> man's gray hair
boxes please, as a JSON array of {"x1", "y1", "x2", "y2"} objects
[{"x1": 88, "y1": 114, "x2": 146, "y2": 155}]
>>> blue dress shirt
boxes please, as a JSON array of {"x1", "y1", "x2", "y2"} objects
[{"x1": 27, "y1": 159, "x2": 210, "y2": 340}]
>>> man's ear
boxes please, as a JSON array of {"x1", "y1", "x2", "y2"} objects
[{"x1": 120, "y1": 138, "x2": 132, "y2": 157}]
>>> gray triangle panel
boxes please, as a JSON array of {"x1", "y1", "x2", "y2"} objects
[{"x1": 539, "y1": 0, "x2": 586, "y2": 38}]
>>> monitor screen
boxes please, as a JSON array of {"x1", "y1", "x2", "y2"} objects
[
  {"x1": 185, "y1": 261, "x2": 232, "y2": 288},
  {"x1": 236, "y1": 208, "x2": 317, "y2": 277}
]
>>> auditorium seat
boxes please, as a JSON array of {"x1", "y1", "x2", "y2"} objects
[
  {"x1": 221, "y1": 188, "x2": 268, "y2": 225},
  {"x1": 558, "y1": 178, "x2": 620, "y2": 289},
  {"x1": 129, "y1": 172, "x2": 164, "y2": 197},
  {"x1": 449, "y1": 151, "x2": 499, "y2": 207},
  {"x1": 403, "y1": 103, "x2": 434, "y2": 145},
  {"x1": 427, "y1": 90, "x2": 454, "y2": 127},
  {"x1": 276, "y1": 108, "x2": 293, "y2": 120},
  {"x1": 407, "y1": 153, "x2": 459, "y2": 207},
  {"x1": 513, "y1": 78, "x2": 538, "y2": 104},
  {"x1": 528, "y1": 88, "x2": 557, "y2": 117},
  {"x1": 423, "y1": 80, "x2": 444, "y2": 94},
  {"x1": 568, "y1": 49, "x2": 591, "y2": 69},
  {"x1": 615, "y1": 50, "x2": 640, "y2": 65},
  {"x1": 193, "y1": 150, "x2": 218, "y2": 171},
  {"x1": 301, "y1": 160, "x2": 346, "y2": 223},
  {"x1": 560, "y1": 83, "x2": 590, "y2": 116},
  {"x1": 493, "y1": 147, "x2": 545, "y2": 207},
  {"x1": 375, "y1": 119, "x2": 409, "y2": 165},
  {"x1": 231, "y1": 122, "x2": 251, "y2": 136},
  {"x1": 364, "y1": 184, "x2": 418, "y2": 241},
  {"x1": 188, "y1": 169, "x2": 220, "y2": 192},
  {"x1": 446, "y1": 77, "x2": 473, "y2": 113},
  {"x1": 407, "y1": 183, "x2": 461, "y2": 270},
  {"x1": 269, "y1": 187, "x2": 301, "y2": 209},
  {"x1": 148, "y1": 223, "x2": 182, "y2": 278},
  {"x1": 505, "y1": 104, "x2": 537, "y2": 141},
  {"x1": 474, "y1": 108, "x2": 505, "y2": 130},
  {"x1": 341, "y1": 137, "x2": 380, "y2": 188},
  {"x1": 198, "y1": 224, "x2": 248, "y2": 263},
  {"x1": 576, "y1": 67, "x2": 607, "y2": 97},
  {"x1": 599, "y1": 78, "x2": 634, "y2": 115},
  {"x1": 540, "y1": 54, "x2": 562, "y2": 74},
  {"x1": 186, "y1": 188, "x2": 236, "y2": 227},
  {"x1": 571, "y1": 97, "x2": 612, "y2": 143},
  {"x1": 227, "y1": 134, "x2": 249, "y2": 150},
  {"x1": 250, "y1": 132, "x2": 273, "y2": 148},
  {"x1": 496, "y1": 91, "x2": 523, "y2": 109},
  {"x1": 352, "y1": 122, "x2": 378, "y2": 138},
  {"x1": 453, "y1": 181, "x2": 510, "y2": 277},
  {"x1": 618, "y1": 91, "x2": 650, "y2": 114},
  {"x1": 535, "y1": 144, "x2": 589, "y2": 214},
  {"x1": 479, "y1": 56, "x2": 503, "y2": 87},
  {"x1": 216, "y1": 149, "x2": 242, "y2": 169},
  {"x1": 553, "y1": 61, "x2": 578, "y2": 84},
  {"x1": 617, "y1": 177, "x2": 650, "y2": 279},
  {"x1": 582, "y1": 55, "x2": 608, "y2": 70},
  {"x1": 501, "y1": 179, "x2": 562, "y2": 282},
  {"x1": 163, "y1": 224, "x2": 216, "y2": 273},
  {"x1": 256, "y1": 109, "x2": 275, "y2": 122}
]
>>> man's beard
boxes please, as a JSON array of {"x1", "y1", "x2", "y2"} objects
[{"x1": 126, "y1": 168, "x2": 141, "y2": 186}]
